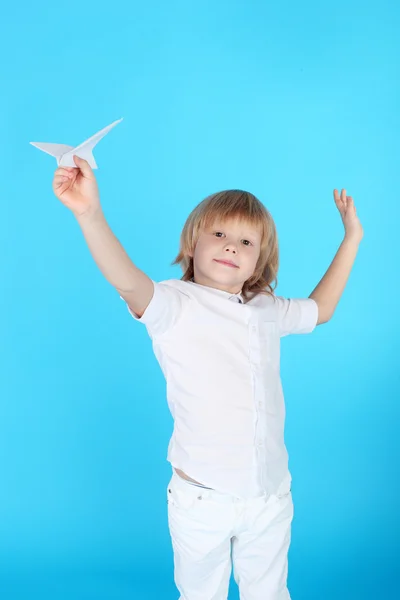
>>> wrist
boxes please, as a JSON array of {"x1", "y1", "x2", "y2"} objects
[
  {"x1": 344, "y1": 231, "x2": 363, "y2": 245},
  {"x1": 75, "y1": 205, "x2": 105, "y2": 226}
]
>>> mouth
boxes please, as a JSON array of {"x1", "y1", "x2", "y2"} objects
[{"x1": 214, "y1": 259, "x2": 239, "y2": 268}]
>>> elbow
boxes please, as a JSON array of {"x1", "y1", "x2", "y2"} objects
[
  {"x1": 317, "y1": 314, "x2": 331, "y2": 325},
  {"x1": 310, "y1": 296, "x2": 332, "y2": 325}
]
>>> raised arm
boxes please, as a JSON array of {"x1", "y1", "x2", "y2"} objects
[
  {"x1": 52, "y1": 156, "x2": 153, "y2": 318},
  {"x1": 309, "y1": 188, "x2": 364, "y2": 325}
]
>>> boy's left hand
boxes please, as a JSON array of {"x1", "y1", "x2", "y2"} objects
[{"x1": 334, "y1": 189, "x2": 364, "y2": 243}]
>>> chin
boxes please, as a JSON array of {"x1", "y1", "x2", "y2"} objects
[{"x1": 210, "y1": 273, "x2": 243, "y2": 288}]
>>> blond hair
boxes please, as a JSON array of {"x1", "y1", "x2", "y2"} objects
[{"x1": 171, "y1": 190, "x2": 279, "y2": 300}]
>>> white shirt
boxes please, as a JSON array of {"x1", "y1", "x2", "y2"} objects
[{"x1": 123, "y1": 279, "x2": 318, "y2": 498}]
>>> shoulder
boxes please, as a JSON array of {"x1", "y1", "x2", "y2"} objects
[
  {"x1": 272, "y1": 294, "x2": 318, "y2": 336},
  {"x1": 158, "y1": 278, "x2": 192, "y2": 297},
  {"x1": 123, "y1": 278, "x2": 193, "y2": 337},
  {"x1": 246, "y1": 290, "x2": 318, "y2": 336},
  {"x1": 245, "y1": 289, "x2": 277, "y2": 311}
]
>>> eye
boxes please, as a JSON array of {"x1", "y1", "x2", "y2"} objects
[
  {"x1": 214, "y1": 232, "x2": 224, "y2": 238},
  {"x1": 242, "y1": 239, "x2": 252, "y2": 246}
]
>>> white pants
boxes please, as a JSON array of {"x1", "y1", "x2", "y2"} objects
[{"x1": 167, "y1": 471, "x2": 294, "y2": 600}]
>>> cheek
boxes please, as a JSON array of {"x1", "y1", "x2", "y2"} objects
[
  {"x1": 192, "y1": 241, "x2": 208, "y2": 262},
  {"x1": 195, "y1": 238, "x2": 216, "y2": 257},
  {"x1": 246, "y1": 249, "x2": 261, "y2": 269}
]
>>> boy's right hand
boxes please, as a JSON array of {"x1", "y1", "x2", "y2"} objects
[{"x1": 52, "y1": 155, "x2": 101, "y2": 218}]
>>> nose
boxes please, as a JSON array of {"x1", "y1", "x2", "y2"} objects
[{"x1": 224, "y1": 240, "x2": 237, "y2": 254}]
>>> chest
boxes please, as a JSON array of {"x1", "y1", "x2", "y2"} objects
[{"x1": 159, "y1": 301, "x2": 280, "y2": 372}]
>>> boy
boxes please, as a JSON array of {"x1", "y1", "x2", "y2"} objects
[{"x1": 53, "y1": 156, "x2": 363, "y2": 599}]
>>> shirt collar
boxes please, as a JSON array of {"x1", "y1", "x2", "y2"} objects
[{"x1": 188, "y1": 279, "x2": 243, "y2": 304}]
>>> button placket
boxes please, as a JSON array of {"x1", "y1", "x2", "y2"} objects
[{"x1": 248, "y1": 318, "x2": 268, "y2": 494}]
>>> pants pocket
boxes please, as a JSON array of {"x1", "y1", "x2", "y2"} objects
[{"x1": 167, "y1": 477, "x2": 203, "y2": 511}]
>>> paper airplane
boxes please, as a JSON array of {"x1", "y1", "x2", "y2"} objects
[{"x1": 30, "y1": 118, "x2": 123, "y2": 169}]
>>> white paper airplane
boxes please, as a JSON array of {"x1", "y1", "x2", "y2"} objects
[{"x1": 30, "y1": 118, "x2": 123, "y2": 169}]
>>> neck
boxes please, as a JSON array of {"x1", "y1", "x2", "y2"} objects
[{"x1": 190, "y1": 277, "x2": 242, "y2": 296}]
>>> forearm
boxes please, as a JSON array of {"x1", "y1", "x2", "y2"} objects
[
  {"x1": 76, "y1": 209, "x2": 143, "y2": 292},
  {"x1": 309, "y1": 235, "x2": 361, "y2": 323}
]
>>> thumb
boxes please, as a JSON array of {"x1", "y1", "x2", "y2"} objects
[{"x1": 73, "y1": 155, "x2": 93, "y2": 177}]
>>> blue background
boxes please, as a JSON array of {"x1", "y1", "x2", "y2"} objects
[{"x1": 1, "y1": 1, "x2": 399, "y2": 598}]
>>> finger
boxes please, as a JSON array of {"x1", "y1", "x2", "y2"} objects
[
  {"x1": 73, "y1": 155, "x2": 93, "y2": 177},
  {"x1": 333, "y1": 189, "x2": 343, "y2": 208},
  {"x1": 55, "y1": 167, "x2": 76, "y2": 178},
  {"x1": 348, "y1": 197, "x2": 356, "y2": 212},
  {"x1": 54, "y1": 174, "x2": 69, "y2": 183},
  {"x1": 53, "y1": 175, "x2": 70, "y2": 189}
]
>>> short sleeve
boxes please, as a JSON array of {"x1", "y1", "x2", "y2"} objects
[
  {"x1": 120, "y1": 280, "x2": 190, "y2": 338},
  {"x1": 274, "y1": 296, "x2": 318, "y2": 337}
]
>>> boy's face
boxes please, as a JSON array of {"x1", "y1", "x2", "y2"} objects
[{"x1": 190, "y1": 217, "x2": 262, "y2": 294}]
